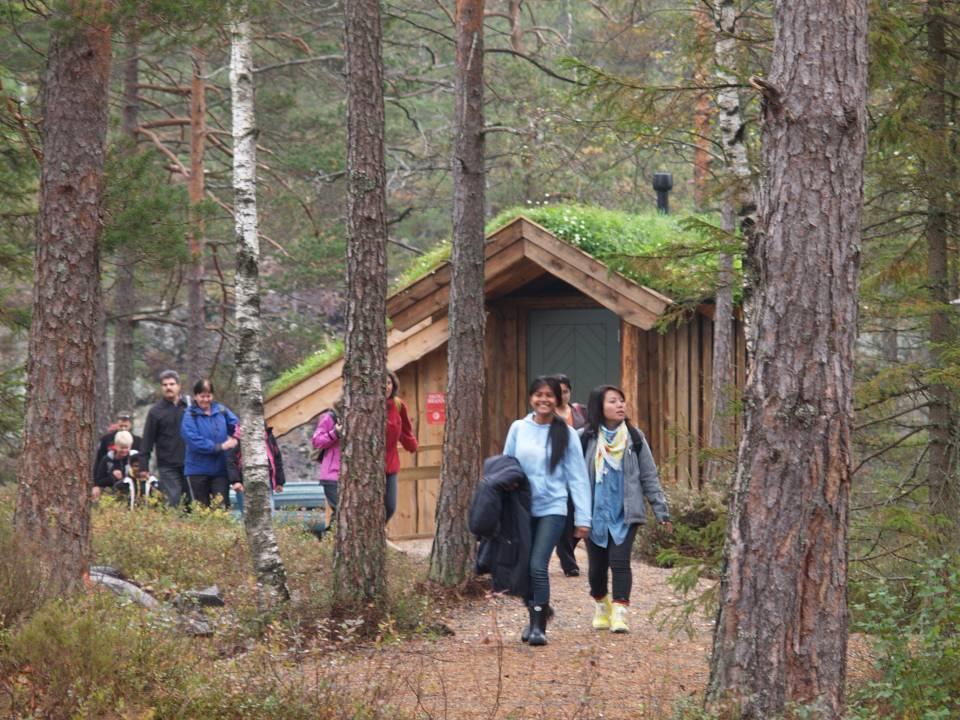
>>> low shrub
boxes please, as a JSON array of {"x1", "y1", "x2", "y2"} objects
[
  {"x1": 848, "y1": 554, "x2": 960, "y2": 719},
  {"x1": 0, "y1": 500, "x2": 58, "y2": 629}
]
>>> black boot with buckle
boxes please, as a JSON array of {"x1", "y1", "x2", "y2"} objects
[{"x1": 527, "y1": 604, "x2": 549, "y2": 646}]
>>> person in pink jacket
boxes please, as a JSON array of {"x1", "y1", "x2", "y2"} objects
[{"x1": 311, "y1": 402, "x2": 342, "y2": 513}]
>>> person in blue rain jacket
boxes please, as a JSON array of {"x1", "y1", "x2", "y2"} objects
[{"x1": 180, "y1": 378, "x2": 240, "y2": 508}]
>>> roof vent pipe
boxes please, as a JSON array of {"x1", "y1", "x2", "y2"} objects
[{"x1": 652, "y1": 172, "x2": 673, "y2": 214}]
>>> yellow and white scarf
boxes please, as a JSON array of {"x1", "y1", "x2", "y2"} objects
[{"x1": 594, "y1": 422, "x2": 628, "y2": 483}]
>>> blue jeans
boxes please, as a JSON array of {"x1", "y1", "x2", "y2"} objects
[
  {"x1": 385, "y1": 473, "x2": 398, "y2": 522},
  {"x1": 319, "y1": 481, "x2": 339, "y2": 513},
  {"x1": 528, "y1": 514, "x2": 566, "y2": 606}
]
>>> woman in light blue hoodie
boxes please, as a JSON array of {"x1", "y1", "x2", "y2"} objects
[{"x1": 503, "y1": 375, "x2": 591, "y2": 646}]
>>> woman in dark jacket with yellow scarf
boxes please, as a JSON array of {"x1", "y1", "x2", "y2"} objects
[{"x1": 581, "y1": 384, "x2": 672, "y2": 633}]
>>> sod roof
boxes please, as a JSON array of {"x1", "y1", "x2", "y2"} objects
[{"x1": 267, "y1": 204, "x2": 738, "y2": 398}]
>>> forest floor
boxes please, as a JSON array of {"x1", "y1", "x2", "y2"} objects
[{"x1": 317, "y1": 542, "x2": 877, "y2": 720}]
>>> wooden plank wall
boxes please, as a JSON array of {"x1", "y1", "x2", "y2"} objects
[{"x1": 634, "y1": 312, "x2": 745, "y2": 489}]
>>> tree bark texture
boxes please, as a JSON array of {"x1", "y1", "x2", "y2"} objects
[
  {"x1": 112, "y1": 35, "x2": 139, "y2": 416},
  {"x1": 705, "y1": 198, "x2": 735, "y2": 487},
  {"x1": 429, "y1": 0, "x2": 486, "y2": 587},
  {"x1": 923, "y1": 0, "x2": 959, "y2": 547},
  {"x1": 231, "y1": 16, "x2": 290, "y2": 604},
  {"x1": 14, "y1": 5, "x2": 112, "y2": 596},
  {"x1": 706, "y1": 0, "x2": 867, "y2": 717},
  {"x1": 333, "y1": 0, "x2": 389, "y2": 609},
  {"x1": 186, "y1": 47, "x2": 207, "y2": 386}
]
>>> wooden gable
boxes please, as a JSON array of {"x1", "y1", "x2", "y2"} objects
[
  {"x1": 265, "y1": 216, "x2": 674, "y2": 436},
  {"x1": 387, "y1": 216, "x2": 672, "y2": 332}
]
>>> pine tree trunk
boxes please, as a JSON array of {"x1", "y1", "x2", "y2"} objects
[
  {"x1": 231, "y1": 15, "x2": 290, "y2": 604},
  {"x1": 429, "y1": 0, "x2": 486, "y2": 587},
  {"x1": 113, "y1": 35, "x2": 139, "y2": 415},
  {"x1": 705, "y1": 0, "x2": 867, "y2": 716},
  {"x1": 692, "y1": 7, "x2": 713, "y2": 210},
  {"x1": 187, "y1": 47, "x2": 207, "y2": 385},
  {"x1": 333, "y1": 0, "x2": 389, "y2": 609},
  {"x1": 923, "y1": 0, "x2": 959, "y2": 546},
  {"x1": 14, "y1": 4, "x2": 112, "y2": 596}
]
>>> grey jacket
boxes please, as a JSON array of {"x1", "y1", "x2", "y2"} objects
[{"x1": 583, "y1": 427, "x2": 671, "y2": 526}]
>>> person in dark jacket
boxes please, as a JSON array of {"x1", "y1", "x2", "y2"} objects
[
  {"x1": 92, "y1": 430, "x2": 140, "y2": 500},
  {"x1": 470, "y1": 455, "x2": 532, "y2": 599},
  {"x1": 141, "y1": 370, "x2": 189, "y2": 507},
  {"x1": 180, "y1": 378, "x2": 239, "y2": 508},
  {"x1": 92, "y1": 410, "x2": 141, "y2": 483},
  {"x1": 552, "y1": 373, "x2": 587, "y2": 577},
  {"x1": 581, "y1": 385, "x2": 672, "y2": 633}
]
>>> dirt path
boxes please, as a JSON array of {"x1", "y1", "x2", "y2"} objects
[{"x1": 325, "y1": 543, "x2": 714, "y2": 720}]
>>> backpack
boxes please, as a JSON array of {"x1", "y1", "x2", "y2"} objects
[
  {"x1": 310, "y1": 409, "x2": 339, "y2": 463},
  {"x1": 580, "y1": 425, "x2": 646, "y2": 457}
]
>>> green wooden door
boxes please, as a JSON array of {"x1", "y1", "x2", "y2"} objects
[{"x1": 527, "y1": 308, "x2": 621, "y2": 407}]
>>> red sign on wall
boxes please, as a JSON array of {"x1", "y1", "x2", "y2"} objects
[{"x1": 425, "y1": 392, "x2": 445, "y2": 424}]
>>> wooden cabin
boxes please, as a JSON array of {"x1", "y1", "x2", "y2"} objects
[{"x1": 265, "y1": 216, "x2": 746, "y2": 538}]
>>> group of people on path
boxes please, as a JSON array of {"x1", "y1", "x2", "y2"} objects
[
  {"x1": 91, "y1": 370, "x2": 286, "y2": 509},
  {"x1": 472, "y1": 374, "x2": 672, "y2": 646},
  {"x1": 312, "y1": 367, "x2": 671, "y2": 648}
]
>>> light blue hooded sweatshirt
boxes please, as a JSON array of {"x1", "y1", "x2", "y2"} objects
[{"x1": 503, "y1": 414, "x2": 592, "y2": 528}]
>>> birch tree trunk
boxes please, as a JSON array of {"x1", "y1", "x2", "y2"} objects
[
  {"x1": 231, "y1": 15, "x2": 290, "y2": 604},
  {"x1": 923, "y1": 0, "x2": 959, "y2": 548},
  {"x1": 706, "y1": 0, "x2": 868, "y2": 716},
  {"x1": 429, "y1": 0, "x2": 486, "y2": 587},
  {"x1": 333, "y1": 0, "x2": 389, "y2": 609},
  {"x1": 705, "y1": 0, "x2": 754, "y2": 486},
  {"x1": 112, "y1": 34, "x2": 139, "y2": 416},
  {"x1": 14, "y1": 3, "x2": 112, "y2": 596},
  {"x1": 186, "y1": 47, "x2": 207, "y2": 385}
]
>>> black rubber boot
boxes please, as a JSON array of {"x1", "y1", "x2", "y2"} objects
[
  {"x1": 521, "y1": 604, "x2": 553, "y2": 643},
  {"x1": 527, "y1": 605, "x2": 549, "y2": 646},
  {"x1": 521, "y1": 605, "x2": 534, "y2": 643}
]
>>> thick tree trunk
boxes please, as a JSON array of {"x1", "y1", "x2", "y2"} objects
[
  {"x1": 333, "y1": 0, "x2": 389, "y2": 609},
  {"x1": 186, "y1": 47, "x2": 207, "y2": 386},
  {"x1": 113, "y1": 35, "x2": 139, "y2": 415},
  {"x1": 14, "y1": 4, "x2": 112, "y2": 596},
  {"x1": 923, "y1": 0, "x2": 959, "y2": 546},
  {"x1": 231, "y1": 15, "x2": 290, "y2": 604},
  {"x1": 429, "y1": 0, "x2": 486, "y2": 587},
  {"x1": 705, "y1": 0, "x2": 867, "y2": 717}
]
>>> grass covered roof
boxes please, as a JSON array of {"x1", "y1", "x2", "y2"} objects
[{"x1": 267, "y1": 204, "x2": 738, "y2": 398}]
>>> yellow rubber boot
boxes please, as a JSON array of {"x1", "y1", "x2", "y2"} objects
[
  {"x1": 610, "y1": 602, "x2": 629, "y2": 633},
  {"x1": 592, "y1": 596, "x2": 612, "y2": 630}
]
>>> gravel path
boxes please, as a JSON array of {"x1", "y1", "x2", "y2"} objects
[{"x1": 329, "y1": 544, "x2": 714, "y2": 720}]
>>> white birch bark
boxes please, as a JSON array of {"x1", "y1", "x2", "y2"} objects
[
  {"x1": 231, "y1": 15, "x2": 289, "y2": 604},
  {"x1": 706, "y1": 0, "x2": 755, "y2": 485}
]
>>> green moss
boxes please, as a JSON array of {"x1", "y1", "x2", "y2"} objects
[
  {"x1": 389, "y1": 240, "x2": 452, "y2": 294},
  {"x1": 265, "y1": 338, "x2": 344, "y2": 399},
  {"x1": 271, "y1": 204, "x2": 741, "y2": 392},
  {"x1": 487, "y1": 204, "x2": 741, "y2": 304}
]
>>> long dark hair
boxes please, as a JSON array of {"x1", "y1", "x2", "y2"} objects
[
  {"x1": 584, "y1": 384, "x2": 630, "y2": 442},
  {"x1": 528, "y1": 375, "x2": 568, "y2": 473}
]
